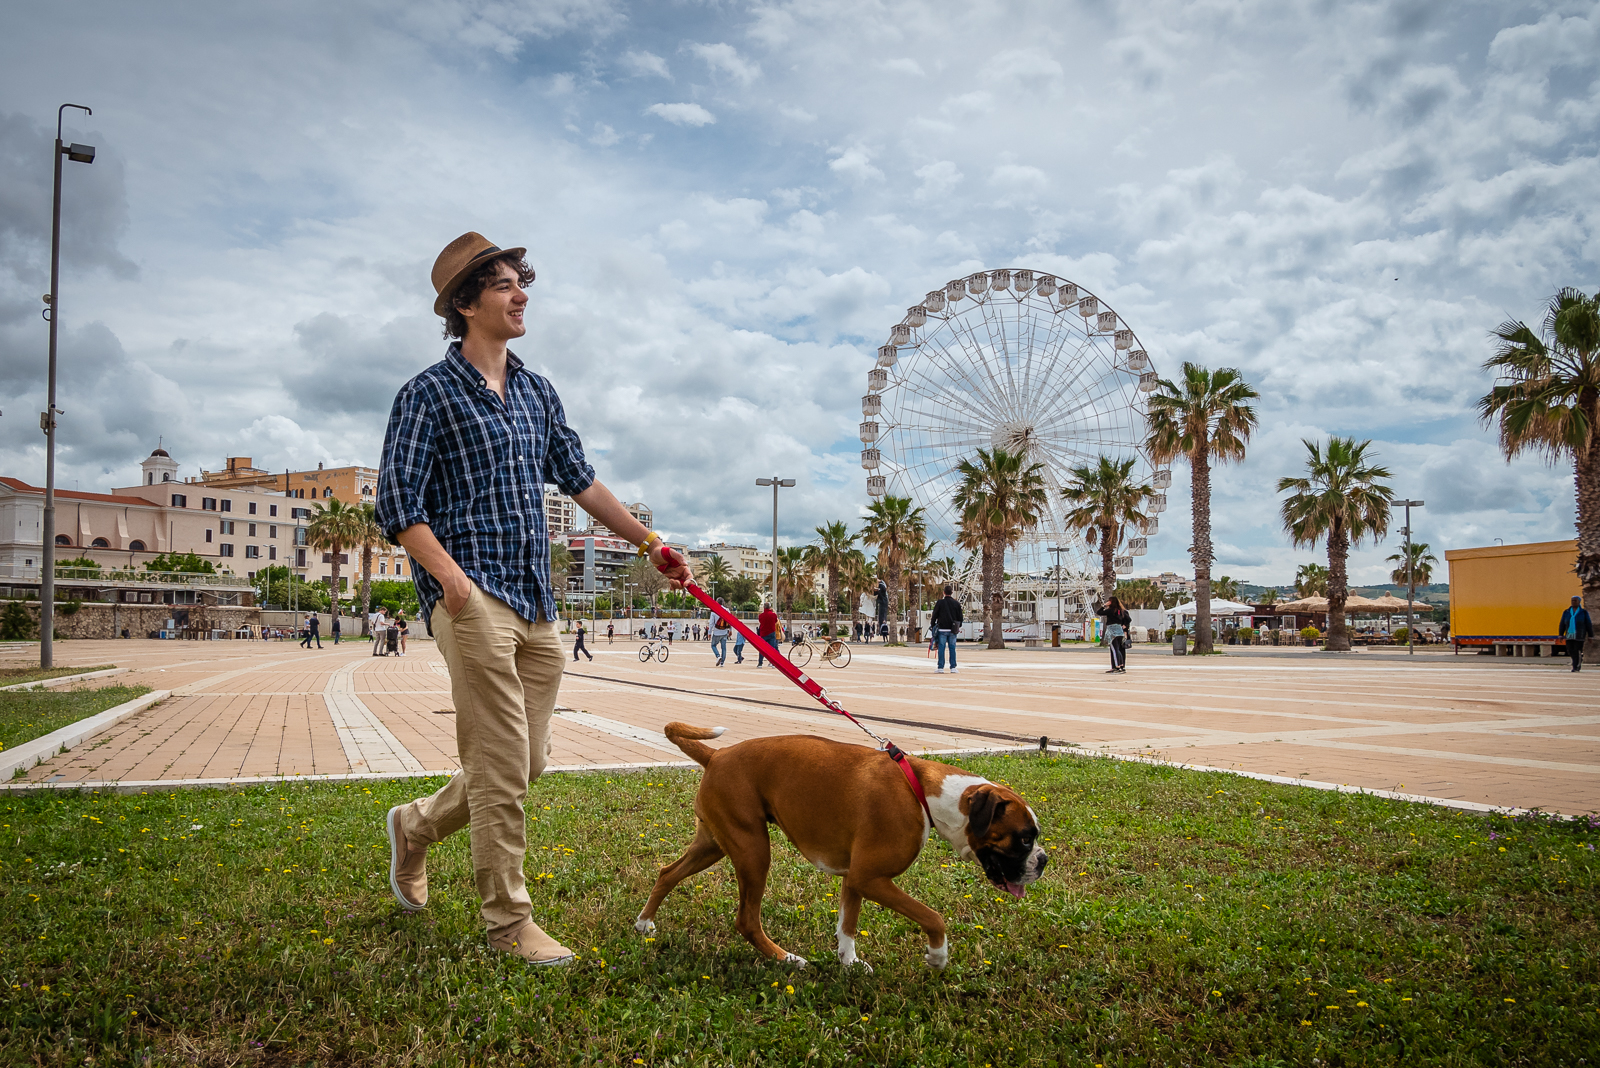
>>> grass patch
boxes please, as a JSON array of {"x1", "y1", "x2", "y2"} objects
[
  {"x1": 1, "y1": 755, "x2": 1596, "y2": 1065},
  {"x1": 0, "y1": 665, "x2": 117, "y2": 688},
  {"x1": 0, "y1": 685, "x2": 151, "y2": 754}
]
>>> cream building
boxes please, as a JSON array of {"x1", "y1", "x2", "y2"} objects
[{"x1": 692, "y1": 542, "x2": 773, "y2": 582}]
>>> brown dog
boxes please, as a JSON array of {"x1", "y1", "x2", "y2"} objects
[{"x1": 634, "y1": 723, "x2": 1047, "y2": 970}]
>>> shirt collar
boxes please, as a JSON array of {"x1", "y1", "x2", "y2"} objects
[{"x1": 445, "y1": 342, "x2": 526, "y2": 391}]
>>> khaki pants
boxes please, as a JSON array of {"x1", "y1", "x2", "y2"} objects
[{"x1": 401, "y1": 583, "x2": 563, "y2": 937}]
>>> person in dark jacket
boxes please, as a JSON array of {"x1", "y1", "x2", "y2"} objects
[
  {"x1": 1093, "y1": 596, "x2": 1132, "y2": 674},
  {"x1": 301, "y1": 613, "x2": 321, "y2": 650},
  {"x1": 874, "y1": 579, "x2": 889, "y2": 642},
  {"x1": 331, "y1": 613, "x2": 342, "y2": 645},
  {"x1": 930, "y1": 584, "x2": 964, "y2": 673},
  {"x1": 1559, "y1": 595, "x2": 1594, "y2": 672},
  {"x1": 572, "y1": 620, "x2": 592, "y2": 662}
]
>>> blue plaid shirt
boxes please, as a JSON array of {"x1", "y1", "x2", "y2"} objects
[{"x1": 377, "y1": 344, "x2": 595, "y2": 626}]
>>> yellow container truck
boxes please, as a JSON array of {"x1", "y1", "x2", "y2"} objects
[{"x1": 1444, "y1": 539, "x2": 1581, "y2": 655}]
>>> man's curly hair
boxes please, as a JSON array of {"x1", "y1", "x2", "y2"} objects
[{"x1": 442, "y1": 253, "x2": 535, "y2": 340}]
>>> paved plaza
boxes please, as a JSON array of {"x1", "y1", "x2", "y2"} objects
[{"x1": 4, "y1": 636, "x2": 1597, "y2": 814}]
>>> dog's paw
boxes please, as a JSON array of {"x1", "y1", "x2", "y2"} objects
[
  {"x1": 845, "y1": 958, "x2": 873, "y2": 974},
  {"x1": 925, "y1": 943, "x2": 950, "y2": 970},
  {"x1": 633, "y1": 917, "x2": 656, "y2": 936},
  {"x1": 782, "y1": 953, "x2": 808, "y2": 968}
]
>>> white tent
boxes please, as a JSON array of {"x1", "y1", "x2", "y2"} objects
[{"x1": 1164, "y1": 598, "x2": 1256, "y2": 621}]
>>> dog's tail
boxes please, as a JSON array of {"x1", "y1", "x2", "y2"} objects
[{"x1": 664, "y1": 722, "x2": 727, "y2": 767}]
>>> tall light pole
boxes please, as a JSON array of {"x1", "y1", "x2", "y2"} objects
[
  {"x1": 39, "y1": 104, "x2": 95, "y2": 668},
  {"x1": 1396, "y1": 499, "x2": 1425, "y2": 656},
  {"x1": 755, "y1": 476, "x2": 796, "y2": 619}
]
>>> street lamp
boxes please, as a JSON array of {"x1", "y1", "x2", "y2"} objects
[
  {"x1": 1396, "y1": 499, "x2": 1425, "y2": 656},
  {"x1": 39, "y1": 103, "x2": 95, "y2": 669},
  {"x1": 755, "y1": 477, "x2": 796, "y2": 622}
]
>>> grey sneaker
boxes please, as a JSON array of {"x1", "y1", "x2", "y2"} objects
[{"x1": 386, "y1": 805, "x2": 429, "y2": 910}]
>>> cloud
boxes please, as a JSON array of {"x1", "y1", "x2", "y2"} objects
[
  {"x1": 645, "y1": 102, "x2": 716, "y2": 127},
  {"x1": 620, "y1": 49, "x2": 670, "y2": 79},
  {"x1": 828, "y1": 146, "x2": 883, "y2": 183},
  {"x1": 913, "y1": 161, "x2": 962, "y2": 201},
  {"x1": 686, "y1": 42, "x2": 760, "y2": 85}
]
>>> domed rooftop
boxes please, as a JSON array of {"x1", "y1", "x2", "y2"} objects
[{"x1": 150, "y1": 448, "x2": 170, "y2": 457}]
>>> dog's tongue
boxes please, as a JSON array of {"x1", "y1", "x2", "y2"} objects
[{"x1": 1004, "y1": 881, "x2": 1025, "y2": 900}]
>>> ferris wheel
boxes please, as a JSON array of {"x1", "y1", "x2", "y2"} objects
[{"x1": 858, "y1": 269, "x2": 1170, "y2": 601}]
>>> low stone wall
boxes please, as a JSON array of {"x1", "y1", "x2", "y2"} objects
[{"x1": 11, "y1": 602, "x2": 261, "y2": 639}]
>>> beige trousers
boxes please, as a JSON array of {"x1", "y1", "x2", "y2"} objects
[{"x1": 402, "y1": 583, "x2": 563, "y2": 937}]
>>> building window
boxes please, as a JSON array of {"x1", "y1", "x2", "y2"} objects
[
  {"x1": 129, "y1": 540, "x2": 146, "y2": 552},
  {"x1": 248, "y1": 502, "x2": 257, "y2": 515},
  {"x1": 323, "y1": 487, "x2": 333, "y2": 498},
  {"x1": 395, "y1": 563, "x2": 403, "y2": 576},
  {"x1": 294, "y1": 528, "x2": 307, "y2": 546},
  {"x1": 321, "y1": 553, "x2": 349, "y2": 565},
  {"x1": 291, "y1": 508, "x2": 310, "y2": 519},
  {"x1": 379, "y1": 562, "x2": 386, "y2": 575},
  {"x1": 220, "y1": 499, "x2": 231, "y2": 512},
  {"x1": 248, "y1": 523, "x2": 256, "y2": 537},
  {"x1": 91, "y1": 537, "x2": 110, "y2": 548},
  {"x1": 220, "y1": 520, "x2": 235, "y2": 535},
  {"x1": 269, "y1": 504, "x2": 278, "y2": 517},
  {"x1": 296, "y1": 548, "x2": 306, "y2": 567},
  {"x1": 219, "y1": 543, "x2": 234, "y2": 557},
  {"x1": 269, "y1": 525, "x2": 277, "y2": 539},
  {"x1": 202, "y1": 497, "x2": 217, "y2": 511},
  {"x1": 55, "y1": 534, "x2": 72, "y2": 545},
  {"x1": 245, "y1": 545, "x2": 260, "y2": 559},
  {"x1": 171, "y1": 494, "x2": 187, "y2": 508},
  {"x1": 269, "y1": 546, "x2": 277, "y2": 561},
  {"x1": 205, "y1": 529, "x2": 212, "y2": 543}
]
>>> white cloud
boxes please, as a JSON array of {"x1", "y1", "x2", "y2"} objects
[
  {"x1": 686, "y1": 42, "x2": 761, "y2": 85},
  {"x1": 645, "y1": 102, "x2": 716, "y2": 127},
  {"x1": 914, "y1": 161, "x2": 963, "y2": 201},
  {"x1": 620, "y1": 49, "x2": 670, "y2": 79},
  {"x1": 828, "y1": 146, "x2": 884, "y2": 183}
]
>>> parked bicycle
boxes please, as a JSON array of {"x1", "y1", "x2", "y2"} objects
[
  {"x1": 638, "y1": 639, "x2": 670, "y2": 663},
  {"x1": 786, "y1": 635, "x2": 851, "y2": 669}
]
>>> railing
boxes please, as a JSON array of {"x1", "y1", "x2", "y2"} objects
[{"x1": 51, "y1": 567, "x2": 252, "y2": 588}]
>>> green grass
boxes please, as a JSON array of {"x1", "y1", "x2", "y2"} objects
[
  {"x1": 0, "y1": 685, "x2": 151, "y2": 755},
  {"x1": 0, "y1": 665, "x2": 117, "y2": 688},
  {"x1": 1, "y1": 755, "x2": 1596, "y2": 1066}
]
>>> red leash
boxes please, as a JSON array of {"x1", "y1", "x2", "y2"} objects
[{"x1": 654, "y1": 546, "x2": 933, "y2": 824}]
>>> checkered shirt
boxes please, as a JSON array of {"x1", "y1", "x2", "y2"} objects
[{"x1": 377, "y1": 344, "x2": 594, "y2": 626}]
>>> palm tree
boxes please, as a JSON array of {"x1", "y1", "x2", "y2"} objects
[
  {"x1": 841, "y1": 549, "x2": 873, "y2": 637},
  {"x1": 1387, "y1": 542, "x2": 1438, "y2": 598},
  {"x1": 901, "y1": 538, "x2": 940, "y2": 624},
  {"x1": 625, "y1": 556, "x2": 668, "y2": 613},
  {"x1": 859, "y1": 495, "x2": 926, "y2": 643},
  {"x1": 696, "y1": 553, "x2": 733, "y2": 604},
  {"x1": 549, "y1": 540, "x2": 575, "y2": 617},
  {"x1": 350, "y1": 503, "x2": 385, "y2": 636},
  {"x1": 1480, "y1": 288, "x2": 1600, "y2": 616},
  {"x1": 1256, "y1": 587, "x2": 1280, "y2": 607},
  {"x1": 1278, "y1": 437, "x2": 1395, "y2": 652},
  {"x1": 1145, "y1": 362, "x2": 1260, "y2": 654},
  {"x1": 306, "y1": 498, "x2": 365, "y2": 620},
  {"x1": 952, "y1": 447, "x2": 1051, "y2": 650},
  {"x1": 1212, "y1": 575, "x2": 1240, "y2": 602},
  {"x1": 1060, "y1": 456, "x2": 1155, "y2": 601},
  {"x1": 1115, "y1": 577, "x2": 1164, "y2": 609},
  {"x1": 802, "y1": 521, "x2": 856, "y2": 638},
  {"x1": 1294, "y1": 563, "x2": 1329, "y2": 598},
  {"x1": 775, "y1": 546, "x2": 811, "y2": 628}
]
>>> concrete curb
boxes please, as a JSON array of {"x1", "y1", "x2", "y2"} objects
[
  {"x1": 2, "y1": 689, "x2": 167, "y2": 781},
  {"x1": 0, "y1": 667, "x2": 127, "y2": 692}
]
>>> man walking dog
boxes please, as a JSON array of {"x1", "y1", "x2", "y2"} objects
[{"x1": 377, "y1": 233, "x2": 690, "y2": 966}]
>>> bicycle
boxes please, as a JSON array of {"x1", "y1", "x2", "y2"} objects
[
  {"x1": 638, "y1": 640, "x2": 670, "y2": 663},
  {"x1": 786, "y1": 636, "x2": 851, "y2": 669}
]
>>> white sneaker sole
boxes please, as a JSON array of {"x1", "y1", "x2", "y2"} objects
[{"x1": 386, "y1": 805, "x2": 426, "y2": 910}]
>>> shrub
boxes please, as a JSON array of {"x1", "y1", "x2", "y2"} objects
[
  {"x1": 1, "y1": 601, "x2": 35, "y2": 640},
  {"x1": 56, "y1": 556, "x2": 102, "y2": 575},
  {"x1": 1393, "y1": 626, "x2": 1410, "y2": 644},
  {"x1": 1300, "y1": 625, "x2": 1321, "y2": 640}
]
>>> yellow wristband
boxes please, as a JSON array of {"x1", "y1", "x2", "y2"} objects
[{"x1": 637, "y1": 532, "x2": 662, "y2": 557}]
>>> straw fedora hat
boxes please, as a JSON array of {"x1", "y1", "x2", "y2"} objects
[{"x1": 431, "y1": 232, "x2": 529, "y2": 317}]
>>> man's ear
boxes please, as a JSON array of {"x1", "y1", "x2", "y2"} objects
[{"x1": 965, "y1": 785, "x2": 1009, "y2": 837}]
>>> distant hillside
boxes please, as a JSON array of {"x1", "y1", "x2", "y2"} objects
[{"x1": 1235, "y1": 581, "x2": 1449, "y2": 604}]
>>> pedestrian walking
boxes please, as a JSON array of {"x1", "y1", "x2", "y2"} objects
[
  {"x1": 301, "y1": 613, "x2": 321, "y2": 649},
  {"x1": 710, "y1": 613, "x2": 731, "y2": 666},
  {"x1": 396, "y1": 615, "x2": 409, "y2": 656},
  {"x1": 1094, "y1": 596, "x2": 1132, "y2": 674},
  {"x1": 930, "y1": 584, "x2": 963, "y2": 673},
  {"x1": 874, "y1": 579, "x2": 889, "y2": 643},
  {"x1": 376, "y1": 232, "x2": 691, "y2": 968},
  {"x1": 756, "y1": 602, "x2": 779, "y2": 667},
  {"x1": 733, "y1": 624, "x2": 747, "y2": 664},
  {"x1": 1559, "y1": 595, "x2": 1593, "y2": 672},
  {"x1": 331, "y1": 613, "x2": 342, "y2": 645},
  {"x1": 606, "y1": 622, "x2": 614, "y2": 644},
  {"x1": 572, "y1": 620, "x2": 592, "y2": 662}
]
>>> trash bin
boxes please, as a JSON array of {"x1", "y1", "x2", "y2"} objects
[
  {"x1": 1173, "y1": 631, "x2": 1188, "y2": 656},
  {"x1": 1051, "y1": 623, "x2": 1060, "y2": 647}
]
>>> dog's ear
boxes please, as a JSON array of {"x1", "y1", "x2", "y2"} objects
[{"x1": 966, "y1": 785, "x2": 1009, "y2": 837}]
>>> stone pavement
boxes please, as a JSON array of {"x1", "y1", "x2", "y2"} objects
[{"x1": 4, "y1": 636, "x2": 1597, "y2": 813}]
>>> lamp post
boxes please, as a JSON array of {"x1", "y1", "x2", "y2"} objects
[
  {"x1": 1396, "y1": 499, "x2": 1425, "y2": 656},
  {"x1": 39, "y1": 104, "x2": 96, "y2": 668},
  {"x1": 755, "y1": 476, "x2": 796, "y2": 621}
]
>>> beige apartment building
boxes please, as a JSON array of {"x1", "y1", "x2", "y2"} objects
[
  {"x1": 0, "y1": 448, "x2": 410, "y2": 602},
  {"x1": 690, "y1": 542, "x2": 773, "y2": 582}
]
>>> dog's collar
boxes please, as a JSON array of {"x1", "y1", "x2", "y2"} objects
[{"x1": 884, "y1": 742, "x2": 933, "y2": 825}]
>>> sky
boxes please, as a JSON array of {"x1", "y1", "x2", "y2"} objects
[{"x1": 1, "y1": 0, "x2": 1597, "y2": 587}]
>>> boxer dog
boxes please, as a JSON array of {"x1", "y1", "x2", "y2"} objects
[{"x1": 633, "y1": 723, "x2": 1047, "y2": 970}]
